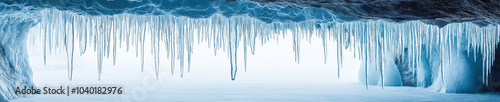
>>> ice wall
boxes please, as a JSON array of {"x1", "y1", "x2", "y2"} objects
[
  {"x1": 426, "y1": 40, "x2": 485, "y2": 93},
  {"x1": 356, "y1": 22, "x2": 498, "y2": 92},
  {"x1": 0, "y1": 15, "x2": 39, "y2": 101}
]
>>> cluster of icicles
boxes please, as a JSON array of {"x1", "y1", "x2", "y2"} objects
[{"x1": 27, "y1": 9, "x2": 499, "y2": 89}]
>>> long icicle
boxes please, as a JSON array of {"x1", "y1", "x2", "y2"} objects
[{"x1": 32, "y1": 9, "x2": 500, "y2": 83}]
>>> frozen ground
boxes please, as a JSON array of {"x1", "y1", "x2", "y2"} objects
[
  {"x1": 12, "y1": 68, "x2": 500, "y2": 102},
  {"x1": 15, "y1": 58, "x2": 500, "y2": 102}
]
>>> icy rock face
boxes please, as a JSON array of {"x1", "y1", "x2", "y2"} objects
[
  {"x1": 395, "y1": 49, "x2": 417, "y2": 87},
  {"x1": 0, "y1": 45, "x2": 9, "y2": 102},
  {"x1": 0, "y1": 15, "x2": 39, "y2": 101},
  {"x1": 416, "y1": 48, "x2": 432, "y2": 88},
  {"x1": 247, "y1": 0, "x2": 500, "y2": 27},
  {"x1": 487, "y1": 44, "x2": 500, "y2": 92}
]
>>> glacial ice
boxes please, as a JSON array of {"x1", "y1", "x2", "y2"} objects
[
  {"x1": 2, "y1": 0, "x2": 500, "y2": 101},
  {"x1": 26, "y1": 9, "x2": 500, "y2": 89},
  {"x1": 0, "y1": 15, "x2": 38, "y2": 101}
]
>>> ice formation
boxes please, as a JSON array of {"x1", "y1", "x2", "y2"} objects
[
  {"x1": 0, "y1": 15, "x2": 39, "y2": 101},
  {"x1": 2, "y1": 0, "x2": 500, "y2": 101},
  {"x1": 27, "y1": 9, "x2": 500, "y2": 87}
]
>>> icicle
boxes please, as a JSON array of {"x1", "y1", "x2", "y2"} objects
[
  {"x1": 96, "y1": 17, "x2": 103, "y2": 81},
  {"x1": 65, "y1": 14, "x2": 75, "y2": 81},
  {"x1": 365, "y1": 38, "x2": 368, "y2": 90},
  {"x1": 113, "y1": 17, "x2": 117, "y2": 66},
  {"x1": 229, "y1": 19, "x2": 238, "y2": 81},
  {"x1": 321, "y1": 24, "x2": 328, "y2": 64},
  {"x1": 381, "y1": 22, "x2": 385, "y2": 89},
  {"x1": 243, "y1": 22, "x2": 248, "y2": 71},
  {"x1": 178, "y1": 17, "x2": 185, "y2": 78},
  {"x1": 154, "y1": 18, "x2": 160, "y2": 79},
  {"x1": 32, "y1": 9, "x2": 500, "y2": 83},
  {"x1": 170, "y1": 18, "x2": 176, "y2": 75}
]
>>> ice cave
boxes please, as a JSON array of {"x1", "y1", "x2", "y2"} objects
[{"x1": 1, "y1": 0, "x2": 500, "y2": 101}]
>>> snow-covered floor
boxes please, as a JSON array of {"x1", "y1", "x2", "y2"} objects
[
  {"x1": 13, "y1": 70, "x2": 500, "y2": 101},
  {"x1": 13, "y1": 62, "x2": 500, "y2": 102}
]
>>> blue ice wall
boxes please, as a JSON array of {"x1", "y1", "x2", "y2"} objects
[
  {"x1": 0, "y1": 15, "x2": 39, "y2": 101},
  {"x1": 359, "y1": 33, "x2": 489, "y2": 92},
  {"x1": 426, "y1": 39, "x2": 485, "y2": 93}
]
